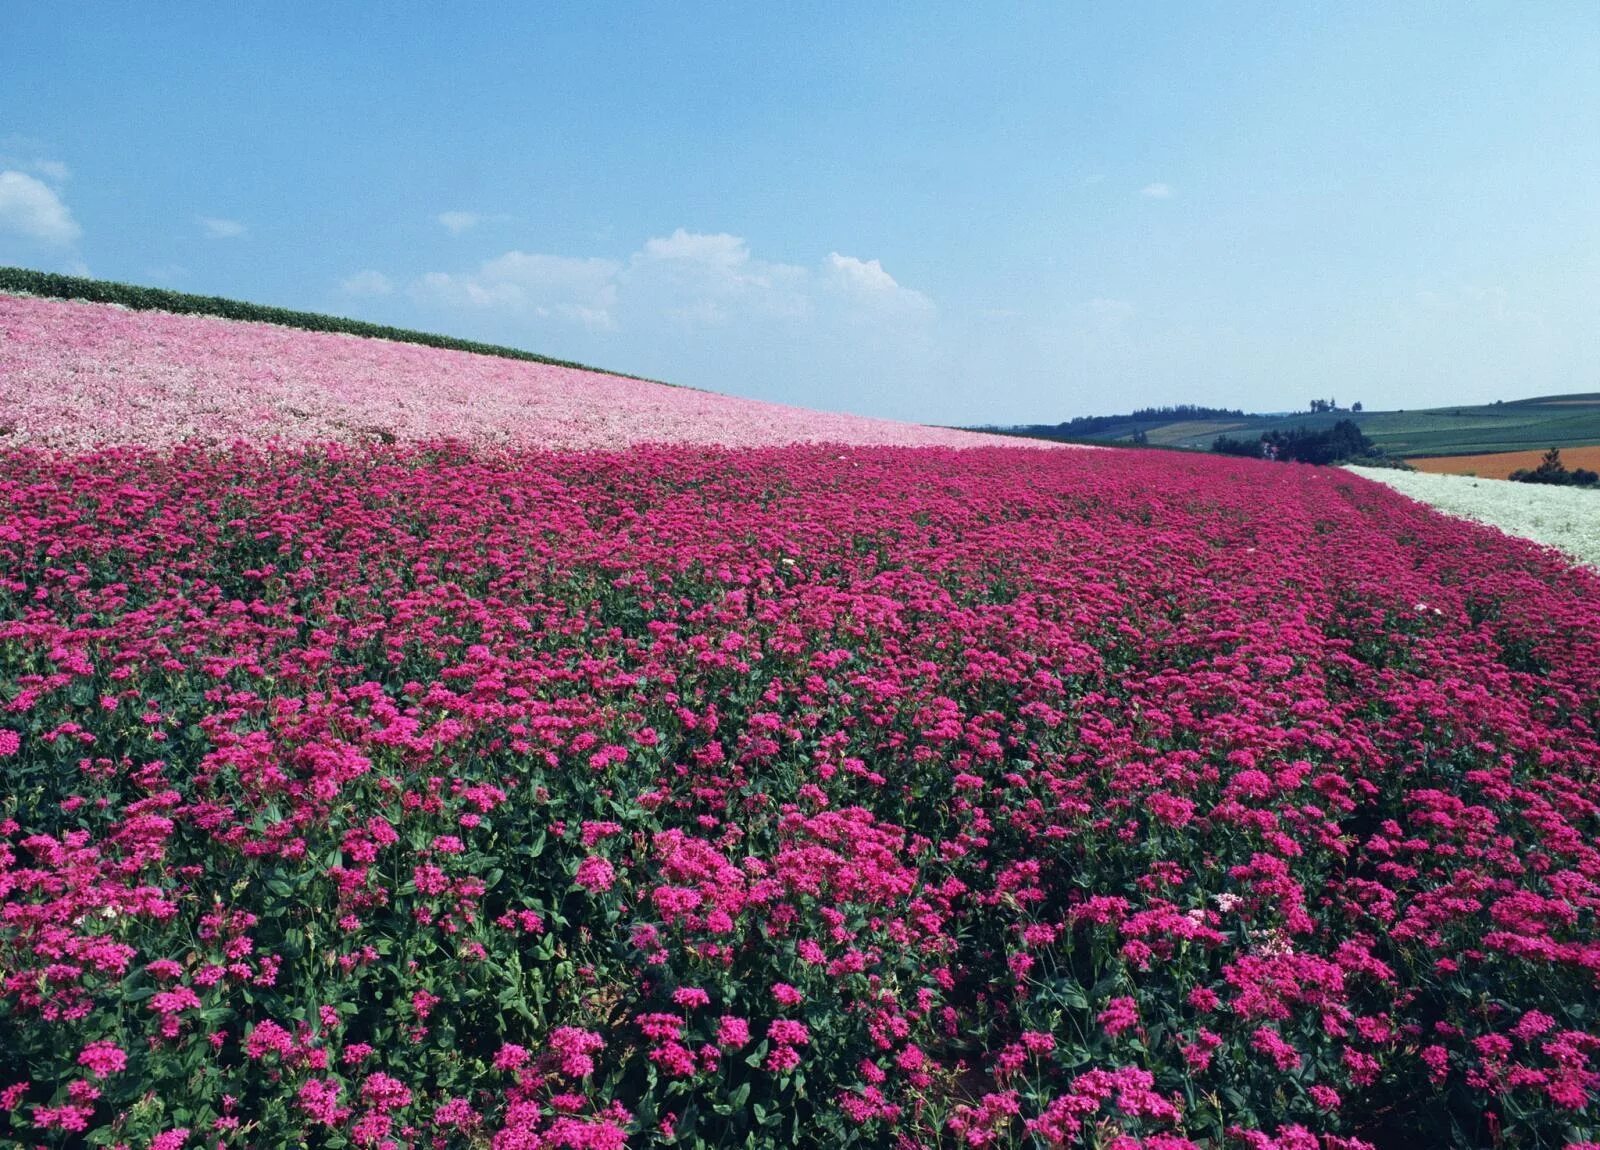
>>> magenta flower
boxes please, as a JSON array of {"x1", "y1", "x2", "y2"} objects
[
  {"x1": 771, "y1": 982, "x2": 804, "y2": 1007},
  {"x1": 1098, "y1": 996, "x2": 1141, "y2": 1038},
  {"x1": 0, "y1": 392, "x2": 1596, "y2": 1149},
  {"x1": 574, "y1": 856, "x2": 616, "y2": 893},
  {"x1": 76, "y1": 1041, "x2": 127, "y2": 1078},
  {"x1": 716, "y1": 1015, "x2": 751, "y2": 1050}
]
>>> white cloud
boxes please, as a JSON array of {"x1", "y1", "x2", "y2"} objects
[
  {"x1": 827, "y1": 252, "x2": 898, "y2": 293},
  {"x1": 407, "y1": 229, "x2": 944, "y2": 420},
  {"x1": 827, "y1": 252, "x2": 933, "y2": 313},
  {"x1": 341, "y1": 269, "x2": 394, "y2": 297},
  {"x1": 0, "y1": 170, "x2": 81, "y2": 244},
  {"x1": 438, "y1": 211, "x2": 480, "y2": 235},
  {"x1": 631, "y1": 229, "x2": 810, "y2": 323},
  {"x1": 411, "y1": 230, "x2": 933, "y2": 334},
  {"x1": 414, "y1": 251, "x2": 621, "y2": 329},
  {"x1": 1139, "y1": 183, "x2": 1173, "y2": 199},
  {"x1": 641, "y1": 228, "x2": 751, "y2": 268},
  {"x1": 0, "y1": 142, "x2": 70, "y2": 185},
  {"x1": 664, "y1": 299, "x2": 730, "y2": 325},
  {"x1": 199, "y1": 216, "x2": 246, "y2": 239}
]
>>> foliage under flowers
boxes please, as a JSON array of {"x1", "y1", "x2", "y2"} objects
[{"x1": 2, "y1": 443, "x2": 1599, "y2": 1149}]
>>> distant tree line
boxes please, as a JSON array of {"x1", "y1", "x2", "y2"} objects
[
  {"x1": 1018, "y1": 404, "x2": 1253, "y2": 438},
  {"x1": 1509, "y1": 448, "x2": 1598, "y2": 488},
  {"x1": 1212, "y1": 419, "x2": 1385, "y2": 465},
  {"x1": 1126, "y1": 404, "x2": 1248, "y2": 421}
]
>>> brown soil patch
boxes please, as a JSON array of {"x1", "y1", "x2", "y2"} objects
[{"x1": 1409, "y1": 445, "x2": 1600, "y2": 479}]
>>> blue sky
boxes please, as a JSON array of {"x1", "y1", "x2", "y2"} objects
[{"x1": 4, "y1": 4, "x2": 1598, "y2": 425}]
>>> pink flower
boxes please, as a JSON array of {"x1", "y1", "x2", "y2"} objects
[
  {"x1": 1252, "y1": 1026, "x2": 1303, "y2": 1072},
  {"x1": 33, "y1": 1104, "x2": 94, "y2": 1132},
  {"x1": 672, "y1": 986, "x2": 710, "y2": 1009},
  {"x1": 493, "y1": 1043, "x2": 530, "y2": 1071},
  {"x1": 716, "y1": 1015, "x2": 751, "y2": 1050},
  {"x1": 0, "y1": 293, "x2": 1018, "y2": 451},
  {"x1": 433, "y1": 1097, "x2": 479, "y2": 1129},
  {"x1": 549, "y1": 1027, "x2": 605, "y2": 1078},
  {"x1": 77, "y1": 1041, "x2": 127, "y2": 1078},
  {"x1": 150, "y1": 988, "x2": 202, "y2": 1015},
  {"x1": 359, "y1": 1072, "x2": 412, "y2": 1113},
  {"x1": 771, "y1": 983, "x2": 804, "y2": 1007},
  {"x1": 1098, "y1": 996, "x2": 1140, "y2": 1038},
  {"x1": 1513, "y1": 1010, "x2": 1557, "y2": 1042},
  {"x1": 574, "y1": 856, "x2": 616, "y2": 893},
  {"x1": 298, "y1": 1079, "x2": 346, "y2": 1126},
  {"x1": 411, "y1": 989, "x2": 441, "y2": 1020},
  {"x1": 768, "y1": 1019, "x2": 811, "y2": 1046},
  {"x1": 649, "y1": 1040, "x2": 698, "y2": 1077},
  {"x1": 4, "y1": 379, "x2": 1600, "y2": 1150},
  {"x1": 244, "y1": 1020, "x2": 294, "y2": 1061}
]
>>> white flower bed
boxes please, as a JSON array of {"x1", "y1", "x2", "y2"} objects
[{"x1": 1347, "y1": 465, "x2": 1600, "y2": 569}]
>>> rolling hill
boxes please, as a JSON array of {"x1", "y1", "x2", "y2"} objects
[
  {"x1": 0, "y1": 277, "x2": 1019, "y2": 452},
  {"x1": 991, "y1": 394, "x2": 1600, "y2": 458}
]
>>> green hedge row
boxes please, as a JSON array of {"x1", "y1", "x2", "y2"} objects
[{"x1": 0, "y1": 266, "x2": 645, "y2": 380}]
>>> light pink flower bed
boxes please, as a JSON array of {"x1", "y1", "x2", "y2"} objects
[{"x1": 0, "y1": 294, "x2": 1035, "y2": 452}]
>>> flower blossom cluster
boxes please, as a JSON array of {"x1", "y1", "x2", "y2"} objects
[{"x1": 1, "y1": 435, "x2": 1598, "y2": 1148}]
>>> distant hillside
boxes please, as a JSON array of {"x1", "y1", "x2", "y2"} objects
[
  {"x1": 0, "y1": 265, "x2": 644, "y2": 380},
  {"x1": 0, "y1": 289, "x2": 1031, "y2": 453},
  {"x1": 984, "y1": 394, "x2": 1600, "y2": 458}
]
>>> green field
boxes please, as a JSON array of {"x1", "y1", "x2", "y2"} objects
[{"x1": 992, "y1": 394, "x2": 1600, "y2": 458}]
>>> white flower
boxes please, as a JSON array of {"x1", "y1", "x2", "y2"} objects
[{"x1": 1347, "y1": 466, "x2": 1600, "y2": 570}]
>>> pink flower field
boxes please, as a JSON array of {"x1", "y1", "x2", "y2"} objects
[
  {"x1": 0, "y1": 294, "x2": 1017, "y2": 452},
  {"x1": 3, "y1": 295, "x2": 1600, "y2": 1150}
]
